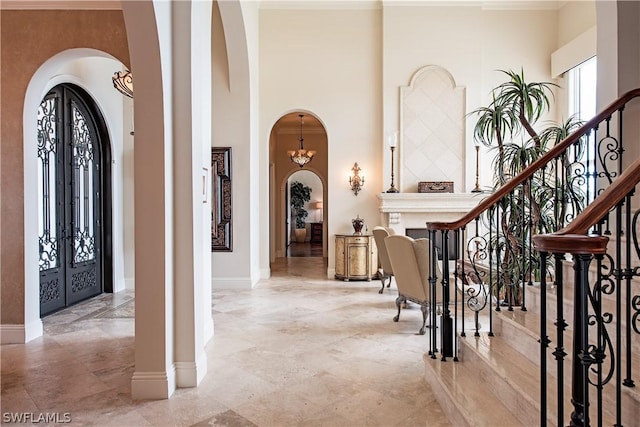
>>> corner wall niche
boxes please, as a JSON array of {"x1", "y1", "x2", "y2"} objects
[{"x1": 400, "y1": 65, "x2": 466, "y2": 193}]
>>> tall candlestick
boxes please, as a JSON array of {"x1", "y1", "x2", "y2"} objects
[
  {"x1": 386, "y1": 132, "x2": 399, "y2": 193},
  {"x1": 472, "y1": 144, "x2": 482, "y2": 193}
]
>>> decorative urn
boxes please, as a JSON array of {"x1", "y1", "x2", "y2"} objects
[{"x1": 352, "y1": 215, "x2": 365, "y2": 235}]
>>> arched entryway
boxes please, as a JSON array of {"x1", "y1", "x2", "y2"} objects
[
  {"x1": 286, "y1": 169, "x2": 324, "y2": 257},
  {"x1": 269, "y1": 111, "x2": 328, "y2": 262},
  {"x1": 37, "y1": 83, "x2": 113, "y2": 316}
]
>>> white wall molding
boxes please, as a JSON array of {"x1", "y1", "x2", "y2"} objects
[
  {"x1": 131, "y1": 368, "x2": 176, "y2": 400},
  {"x1": 211, "y1": 277, "x2": 254, "y2": 289},
  {"x1": 551, "y1": 26, "x2": 597, "y2": 78},
  {"x1": 174, "y1": 352, "x2": 207, "y2": 388}
]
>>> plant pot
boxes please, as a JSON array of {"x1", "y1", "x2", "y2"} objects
[{"x1": 294, "y1": 228, "x2": 307, "y2": 243}]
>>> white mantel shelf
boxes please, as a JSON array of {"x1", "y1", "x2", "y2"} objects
[
  {"x1": 377, "y1": 192, "x2": 484, "y2": 231},
  {"x1": 377, "y1": 192, "x2": 483, "y2": 213}
]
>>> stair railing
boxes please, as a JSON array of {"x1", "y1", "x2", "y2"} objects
[
  {"x1": 533, "y1": 156, "x2": 640, "y2": 426},
  {"x1": 425, "y1": 88, "x2": 640, "y2": 367}
]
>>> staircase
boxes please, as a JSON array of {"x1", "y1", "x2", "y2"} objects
[
  {"x1": 422, "y1": 89, "x2": 640, "y2": 427},
  {"x1": 425, "y1": 260, "x2": 640, "y2": 426}
]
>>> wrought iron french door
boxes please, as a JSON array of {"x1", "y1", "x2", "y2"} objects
[{"x1": 38, "y1": 84, "x2": 107, "y2": 316}]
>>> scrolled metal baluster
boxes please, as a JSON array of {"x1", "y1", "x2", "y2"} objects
[
  {"x1": 520, "y1": 180, "x2": 527, "y2": 311},
  {"x1": 465, "y1": 228, "x2": 489, "y2": 337},
  {"x1": 597, "y1": 117, "x2": 620, "y2": 189}
]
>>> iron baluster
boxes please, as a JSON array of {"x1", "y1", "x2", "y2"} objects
[
  {"x1": 553, "y1": 252, "x2": 567, "y2": 427},
  {"x1": 429, "y1": 229, "x2": 438, "y2": 359},
  {"x1": 615, "y1": 198, "x2": 623, "y2": 426},
  {"x1": 453, "y1": 228, "x2": 460, "y2": 362},
  {"x1": 461, "y1": 224, "x2": 468, "y2": 338},
  {"x1": 521, "y1": 180, "x2": 527, "y2": 311},
  {"x1": 595, "y1": 254, "x2": 604, "y2": 427},
  {"x1": 539, "y1": 250, "x2": 549, "y2": 427},
  {"x1": 441, "y1": 229, "x2": 453, "y2": 360},
  {"x1": 623, "y1": 190, "x2": 636, "y2": 389},
  {"x1": 570, "y1": 253, "x2": 593, "y2": 427}
]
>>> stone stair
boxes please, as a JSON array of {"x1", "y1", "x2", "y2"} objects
[{"x1": 424, "y1": 260, "x2": 640, "y2": 427}]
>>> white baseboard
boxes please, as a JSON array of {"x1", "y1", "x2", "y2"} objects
[
  {"x1": 131, "y1": 367, "x2": 176, "y2": 400},
  {"x1": 124, "y1": 278, "x2": 135, "y2": 290},
  {"x1": 175, "y1": 350, "x2": 207, "y2": 388},
  {"x1": 259, "y1": 267, "x2": 271, "y2": 280},
  {"x1": 1, "y1": 320, "x2": 43, "y2": 344},
  {"x1": 327, "y1": 267, "x2": 336, "y2": 279},
  {"x1": 211, "y1": 277, "x2": 253, "y2": 289}
]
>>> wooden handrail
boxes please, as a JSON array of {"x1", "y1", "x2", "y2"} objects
[
  {"x1": 533, "y1": 155, "x2": 640, "y2": 254},
  {"x1": 427, "y1": 88, "x2": 640, "y2": 231}
]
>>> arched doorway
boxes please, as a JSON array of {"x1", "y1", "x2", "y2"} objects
[
  {"x1": 269, "y1": 111, "x2": 328, "y2": 262},
  {"x1": 37, "y1": 83, "x2": 112, "y2": 316},
  {"x1": 287, "y1": 169, "x2": 324, "y2": 257}
]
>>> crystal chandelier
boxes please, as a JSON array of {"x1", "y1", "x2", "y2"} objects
[{"x1": 288, "y1": 114, "x2": 316, "y2": 168}]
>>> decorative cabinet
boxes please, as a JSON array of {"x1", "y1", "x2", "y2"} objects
[
  {"x1": 335, "y1": 234, "x2": 378, "y2": 281},
  {"x1": 310, "y1": 222, "x2": 323, "y2": 243}
]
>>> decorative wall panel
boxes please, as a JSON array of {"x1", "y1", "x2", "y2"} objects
[{"x1": 400, "y1": 65, "x2": 465, "y2": 192}]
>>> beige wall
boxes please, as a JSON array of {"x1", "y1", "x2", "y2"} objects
[
  {"x1": 259, "y1": 4, "x2": 566, "y2": 274},
  {"x1": 0, "y1": 10, "x2": 129, "y2": 324},
  {"x1": 558, "y1": 0, "x2": 596, "y2": 47},
  {"x1": 259, "y1": 7, "x2": 383, "y2": 274},
  {"x1": 383, "y1": 5, "x2": 558, "y2": 194}
]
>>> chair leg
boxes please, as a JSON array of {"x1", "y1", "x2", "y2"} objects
[
  {"x1": 418, "y1": 303, "x2": 429, "y2": 335},
  {"x1": 379, "y1": 274, "x2": 389, "y2": 294},
  {"x1": 393, "y1": 295, "x2": 404, "y2": 322}
]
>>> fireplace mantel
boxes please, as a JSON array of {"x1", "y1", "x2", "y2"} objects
[{"x1": 377, "y1": 192, "x2": 482, "y2": 233}]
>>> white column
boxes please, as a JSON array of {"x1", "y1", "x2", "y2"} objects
[
  {"x1": 123, "y1": 0, "x2": 175, "y2": 400},
  {"x1": 173, "y1": 0, "x2": 213, "y2": 388}
]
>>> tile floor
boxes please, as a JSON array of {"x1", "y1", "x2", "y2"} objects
[{"x1": 1, "y1": 257, "x2": 451, "y2": 427}]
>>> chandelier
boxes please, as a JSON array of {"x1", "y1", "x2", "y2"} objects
[
  {"x1": 112, "y1": 70, "x2": 134, "y2": 98},
  {"x1": 288, "y1": 114, "x2": 316, "y2": 168}
]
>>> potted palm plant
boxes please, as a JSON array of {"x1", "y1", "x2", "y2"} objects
[
  {"x1": 290, "y1": 181, "x2": 312, "y2": 243},
  {"x1": 470, "y1": 69, "x2": 585, "y2": 304}
]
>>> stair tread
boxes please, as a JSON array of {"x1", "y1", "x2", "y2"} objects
[{"x1": 423, "y1": 353, "x2": 527, "y2": 427}]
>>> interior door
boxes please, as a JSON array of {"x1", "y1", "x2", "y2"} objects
[{"x1": 38, "y1": 84, "x2": 105, "y2": 316}]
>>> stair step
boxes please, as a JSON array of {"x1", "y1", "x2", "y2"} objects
[
  {"x1": 423, "y1": 352, "x2": 526, "y2": 427},
  {"x1": 458, "y1": 306, "x2": 640, "y2": 426},
  {"x1": 501, "y1": 283, "x2": 640, "y2": 358},
  {"x1": 458, "y1": 333, "x2": 561, "y2": 426},
  {"x1": 436, "y1": 256, "x2": 640, "y2": 426}
]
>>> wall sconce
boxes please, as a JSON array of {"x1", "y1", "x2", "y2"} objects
[
  {"x1": 112, "y1": 70, "x2": 134, "y2": 98},
  {"x1": 349, "y1": 163, "x2": 364, "y2": 196}
]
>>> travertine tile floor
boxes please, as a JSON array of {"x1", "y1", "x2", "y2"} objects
[{"x1": 1, "y1": 257, "x2": 451, "y2": 426}]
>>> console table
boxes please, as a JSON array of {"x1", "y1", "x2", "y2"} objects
[{"x1": 334, "y1": 234, "x2": 378, "y2": 281}]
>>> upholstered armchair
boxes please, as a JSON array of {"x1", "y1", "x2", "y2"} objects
[
  {"x1": 372, "y1": 226, "x2": 395, "y2": 294},
  {"x1": 385, "y1": 235, "x2": 442, "y2": 335}
]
